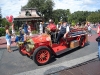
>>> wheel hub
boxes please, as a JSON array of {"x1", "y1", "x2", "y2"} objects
[{"x1": 40, "y1": 54, "x2": 46, "y2": 59}]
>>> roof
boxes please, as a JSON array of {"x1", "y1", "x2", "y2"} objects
[
  {"x1": 14, "y1": 8, "x2": 43, "y2": 21},
  {"x1": 14, "y1": 17, "x2": 43, "y2": 21}
]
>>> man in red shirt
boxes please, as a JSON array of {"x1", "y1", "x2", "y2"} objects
[
  {"x1": 46, "y1": 19, "x2": 57, "y2": 32},
  {"x1": 46, "y1": 19, "x2": 57, "y2": 43}
]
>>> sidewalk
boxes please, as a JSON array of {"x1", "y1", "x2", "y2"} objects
[
  {"x1": 0, "y1": 34, "x2": 39, "y2": 49},
  {"x1": 48, "y1": 58, "x2": 100, "y2": 75}
]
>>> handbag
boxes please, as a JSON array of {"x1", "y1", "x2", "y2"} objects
[{"x1": 96, "y1": 36, "x2": 100, "y2": 42}]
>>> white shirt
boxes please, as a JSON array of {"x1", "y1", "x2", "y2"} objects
[
  {"x1": 66, "y1": 25, "x2": 70, "y2": 32},
  {"x1": 88, "y1": 26, "x2": 91, "y2": 31},
  {"x1": 39, "y1": 24, "x2": 43, "y2": 34}
]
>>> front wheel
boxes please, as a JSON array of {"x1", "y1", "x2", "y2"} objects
[{"x1": 33, "y1": 46, "x2": 52, "y2": 66}]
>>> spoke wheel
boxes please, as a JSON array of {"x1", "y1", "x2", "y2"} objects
[
  {"x1": 33, "y1": 46, "x2": 51, "y2": 66},
  {"x1": 36, "y1": 50, "x2": 50, "y2": 64}
]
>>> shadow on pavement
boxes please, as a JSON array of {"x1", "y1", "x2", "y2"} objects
[
  {"x1": 0, "y1": 42, "x2": 7, "y2": 45},
  {"x1": 44, "y1": 66, "x2": 67, "y2": 75},
  {"x1": 12, "y1": 48, "x2": 19, "y2": 52}
]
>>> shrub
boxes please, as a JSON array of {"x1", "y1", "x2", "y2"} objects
[
  {"x1": 32, "y1": 30, "x2": 39, "y2": 34},
  {"x1": 0, "y1": 28, "x2": 5, "y2": 36}
]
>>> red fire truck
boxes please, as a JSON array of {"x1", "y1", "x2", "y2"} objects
[{"x1": 17, "y1": 25, "x2": 88, "y2": 65}]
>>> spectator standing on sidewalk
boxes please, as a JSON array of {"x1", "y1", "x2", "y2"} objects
[
  {"x1": 5, "y1": 25, "x2": 13, "y2": 52},
  {"x1": 39, "y1": 22, "x2": 43, "y2": 34},
  {"x1": 97, "y1": 22, "x2": 100, "y2": 60},
  {"x1": 87, "y1": 22, "x2": 92, "y2": 36},
  {"x1": 23, "y1": 21, "x2": 29, "y2": 40},
  {"x1": 28, "y1": 23, "x2": 32, "y2": 36}
]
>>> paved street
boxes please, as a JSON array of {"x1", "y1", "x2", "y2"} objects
[{"x1": 0, "y1": 28, "x2": 99, "y2": 75}]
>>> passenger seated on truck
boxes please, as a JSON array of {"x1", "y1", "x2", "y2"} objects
[{"x1": 56, "y1": 21, "x2": 70, "y2": 44}]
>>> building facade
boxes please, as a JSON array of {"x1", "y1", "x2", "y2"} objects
[{"x1": 14, "y1": 8, "x2": 43, "y2": 31}]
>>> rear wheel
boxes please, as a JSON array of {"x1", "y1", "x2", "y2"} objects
[
  {"x1": 33, "y1": 46, "x2": 52, "y2": 66},
  {"x1": 80, "y1": 36, "x2": 85, "y2": 47}
]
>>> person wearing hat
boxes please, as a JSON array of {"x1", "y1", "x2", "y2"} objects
[
  {"x1": 57, "y1": 22, "x2": 62, "y2": 30},
  {"x1": 46, "y1": 19, "x2": 57, "y2": 32},
  {"x1": 56, "y1": 21, "x2": 70, "y2": 44}
]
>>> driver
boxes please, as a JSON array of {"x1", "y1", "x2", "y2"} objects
[{"x1": 56, "y1": 21, "x2": 70, "y2": 44}]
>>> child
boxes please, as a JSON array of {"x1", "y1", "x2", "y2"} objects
[{"x1": 15, "y1": 27, "x2": 24, "y2": 46}]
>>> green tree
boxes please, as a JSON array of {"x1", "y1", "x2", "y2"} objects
[
  {"x1": 52, "y1": 9, "x2": 71, "y2": 24},
  {"x1": 0, "y1": 18, "x2": 10, "y2": 36},
  {"x1": 68, "y1": 11, "x2": 91, "y2": 24},
  {"x1": 87, "y1": 12, "x2": 100, "y2": 23},
  {"x1": 1, "y1": 18, "x2": 10, "y2": 27}
]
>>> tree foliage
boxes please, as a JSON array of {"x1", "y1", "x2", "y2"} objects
[
  {"x1": 68, "y1": 11, "x2": 91, "y2": 24},
  {"x1": 0, "y1": 18, "x2": 10, "y2": 36},
  {"x1": 52, "y1": 9, "x2": 71, "y2": 24},
  {"x1": 0, "y1": 18, "x2": 10, "y2": 28},
  {"x1": 87, "y1": 12, "x2": 100, "y2": 23}
]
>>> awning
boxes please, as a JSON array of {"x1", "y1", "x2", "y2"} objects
[{"x1": 14, "y1": 17, "x2": 43, "y2": 21}]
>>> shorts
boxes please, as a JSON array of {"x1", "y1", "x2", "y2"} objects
[
  {"x1": 6, "y1": 39, "x2": 11, "y2": 46},
  {"x1": 88, "y1": 30, "x2": 91, "y2": 34}
]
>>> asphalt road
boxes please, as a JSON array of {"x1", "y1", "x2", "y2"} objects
[
  {"x1": 0, "y1": 42, "x2": 98, "y2": 75},
  {"x1": 0, "y1": 29, "x2": 98, "y2": 75}
]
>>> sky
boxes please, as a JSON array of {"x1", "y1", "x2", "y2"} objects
[{"x1": 0, "y1": 0, "x2": 100, "y2": 18}]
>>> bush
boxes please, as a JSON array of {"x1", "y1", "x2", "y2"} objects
[
  {"x1": 0, "y1": 28, "x2": 5, "y2": 36},
  {"x1": 32, "y1": 30, "x2": 39, "y2": 34}
]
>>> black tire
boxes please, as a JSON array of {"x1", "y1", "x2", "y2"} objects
[
  {"x1": 33, "y1": 46, "x2": 52, "y2": 66},
  {"x1": 80, "y1": 36, "x2": 85, "y2": 47}
]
